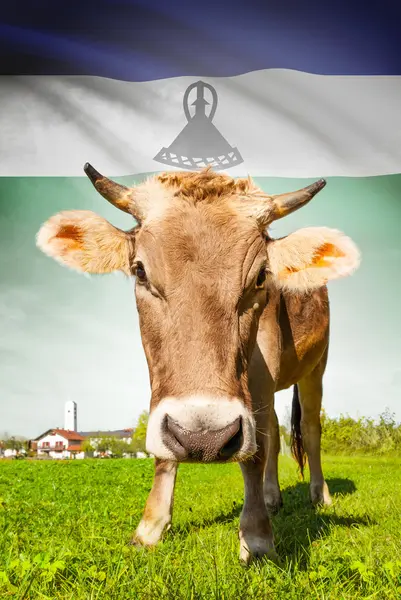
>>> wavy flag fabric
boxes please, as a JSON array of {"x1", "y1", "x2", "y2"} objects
[{"x1": 1, "y1": 0, "x2": 401, "y2": 435}]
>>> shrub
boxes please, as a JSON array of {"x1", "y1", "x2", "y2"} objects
[{"x1": 320, "y1": 408, "x2": 401, "y2": 455}]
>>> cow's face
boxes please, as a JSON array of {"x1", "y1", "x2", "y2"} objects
[
  {"x1": 132, "y1": 199, "x2": 268, "y2": 463},
  {"x1": 37, "y1": 167, "x2": 360, "y2": 463}
]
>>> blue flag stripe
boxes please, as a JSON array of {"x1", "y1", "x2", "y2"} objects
[{"x1": 1, "y1": 0, "x2": 400, "y2": 81}]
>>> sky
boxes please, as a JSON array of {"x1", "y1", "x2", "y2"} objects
[
  {"x1": 1, "y1": 173, "x2": 400, "y2": 438},
  {"x1": 1, "y1": 0, "x2": 400, "y2": 440}
]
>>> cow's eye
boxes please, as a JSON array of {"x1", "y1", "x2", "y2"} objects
[
  {"x1": 256, "y1": 266, "x2": 266, "y2": 288},
  {"x1": 135, "y1": 262, "x2": 147, "y2": 284}
]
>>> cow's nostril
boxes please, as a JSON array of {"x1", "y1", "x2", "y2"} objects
[
  {"x1": 162, "y1": 415, "x2": 188, "y2": 460},
  {"x1": 218, "y1": 418, "x2": 243, "y2": 459}
]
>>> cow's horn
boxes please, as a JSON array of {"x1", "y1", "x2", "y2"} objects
[
  {"x1": 271, "y1": 179, "x2": 327, "y2": 220},
  {"x1": 84, "y1": 162, "x2": 148, "y2": 225}
]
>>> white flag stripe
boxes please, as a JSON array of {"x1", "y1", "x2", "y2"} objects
[{"x1": 1, "y1": 70, "x2": 401, "y2": 177}]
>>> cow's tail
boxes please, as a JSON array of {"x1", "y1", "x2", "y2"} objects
[{"x1": 290, "y1": 384, "x2": 306, "y2": 479}]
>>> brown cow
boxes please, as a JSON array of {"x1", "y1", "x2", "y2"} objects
[{"x1": 36, "y1": 165, "x2": 360, "y2": 563}]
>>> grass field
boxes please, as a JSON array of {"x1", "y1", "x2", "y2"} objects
[{"x1": 0, "y1": 455, "x2": 400, "y2": 599}]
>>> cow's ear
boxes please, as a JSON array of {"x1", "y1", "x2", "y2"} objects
[
  {"x1": 266, "y1": 227, "x2": 361, "y2": 292},
  {"x1": 36, "y1": 210, "x2": 135, "y2": 275}
]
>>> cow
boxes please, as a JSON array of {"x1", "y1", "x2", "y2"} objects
[{"x1": 36, "y1": 164, "x2": 360, "y2": 563}]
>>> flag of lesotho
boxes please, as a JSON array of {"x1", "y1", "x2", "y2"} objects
[{"x1": 0, "y1": 0, "x2": 400, "y2": 419}]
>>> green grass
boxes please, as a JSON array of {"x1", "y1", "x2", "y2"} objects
[{"x1": 0, "y1": 456, "x2": 400, "y2": 599}]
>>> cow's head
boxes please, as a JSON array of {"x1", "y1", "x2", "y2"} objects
[{"x1": 37, "y1": 165, "x2": 360, "y2": 463}]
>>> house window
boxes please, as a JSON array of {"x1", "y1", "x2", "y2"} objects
[
  {"x1": 55, "y1": 441, "x2": 63, "y2": 449},
  {"x1": 42, "y1": 442, "x2": 50, "y2": 448}
]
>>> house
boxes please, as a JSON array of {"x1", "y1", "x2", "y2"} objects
[
  {"x1": 28, "y1": 426, "x2": 147, "y2": 460},
  {"x1": 0, "y1": 439, "x2": 27, "y2": 459},
  {"x1": 3, "y1": 448, "x2": 22, "y2": 458},
  {"x1": 79, "y1": 428, "x2": 134, "y2": 457},
  {"x1": 31, "y1": 428, "x2": 85, "y2": 459}
]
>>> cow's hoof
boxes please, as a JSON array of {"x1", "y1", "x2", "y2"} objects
[
  {"x1": 128, "y1": 537, "x2": 146, "y2": 548},
  {"x1": 239, "y1": 532, "x2": 277, "y2": 566},
  {"x1": 310, "y1": 481, "x2": 332, "y2": 507},
  {"x1": 129, "y1": 518, "x2": 170, "y2": 548}
]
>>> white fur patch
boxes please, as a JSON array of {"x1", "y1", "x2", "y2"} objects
[
  {"x1": 36, "y1": 212, "x2": 74, "y2": 265},
  {"x1": 36, "y1": 210, "x2": 131, "y2": 275},
  {"x1": 133, "y1": 465, "x2": 176, "y2": 546},
  {"x1": 134, "y1": 177, "x2": 174, "y2": 222},
  {"x1": 146, "y1": 395, "x2": 256, "y2": 461},
  {"x1": 267, "y1": 226, "x2": 361, "y2": 292},
  {"x1": 134, "y1": 518, "x2": 170, "y2": 547}
]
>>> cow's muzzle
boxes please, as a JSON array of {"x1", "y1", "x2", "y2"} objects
[
  {"x1": 145, "y1": 396, "x2": 257, "y2": 463},
  {"x1": 162, "y1": 415, "x2": 243, "y2": 462}
]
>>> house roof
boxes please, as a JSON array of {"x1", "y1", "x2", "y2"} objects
[
  {"x1": 68, "y1": 444, "x2": 83, "y2": 452},
  {"x1": 33, "y1": 428, "x2": 85, "y2": 442},
  {"x1": 79, "y1": 428, "x2": 133, "y2": 439}
]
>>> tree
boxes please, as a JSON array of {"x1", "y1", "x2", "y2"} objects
[
  {"x1": 95, "y1": 435, "x2": 114, "y2": 456},
  {"x1": 282, "y1": 405, "x2": 292, "y2": 434},
  {"x1": 2, "y1": 436, "x2": 27, "y2": 459},
  {"x1": 279, "y1": 424, "x2": 291, "y2": 447},
  {"x1": 132, "y1": 411, "x2": 149, "y2": 454},
  {"x1": 134, "y1": 411, "x2": 149, "y2": 442},
  {"x1": 109, "y1": 437, "x2": 128, "y2": 458},
  {"x1": 5, "y1": 437, "x2": 23, "y2": 452},
  {"x1": 125, "y1": 437, "x2": 143, "y2": 457},
  {"x1": 82, "y1": 438, "x2": 95, "y2": 455},
  {"x1": 87, "y1": 435, "x2": 130, "y2": 458}
]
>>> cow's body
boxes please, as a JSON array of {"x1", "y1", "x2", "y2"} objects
[
  {"x1": 37, "y1": 166, "x2": 359, "y2": 563},
  {"x1": 134, "y1": 285, "x2": 330, "y2": 560}
]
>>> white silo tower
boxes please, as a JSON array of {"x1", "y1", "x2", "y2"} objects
[{"x1": 64, "y1": 400, "x2": 77, "y2": 431}]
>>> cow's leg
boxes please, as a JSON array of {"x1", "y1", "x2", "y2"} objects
[
  {"x1": 239, "y1": 432, "x2": 276, "y2": 564},
  {"x1": 263, "y1": 404, "x2": 283, "y2": 513},
  {"x1": 297, "y1": 358, "x2": 332, "y2": 506},
  {"x1": 131, "y1": 459, "x2": 178, "y2": 547}
]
